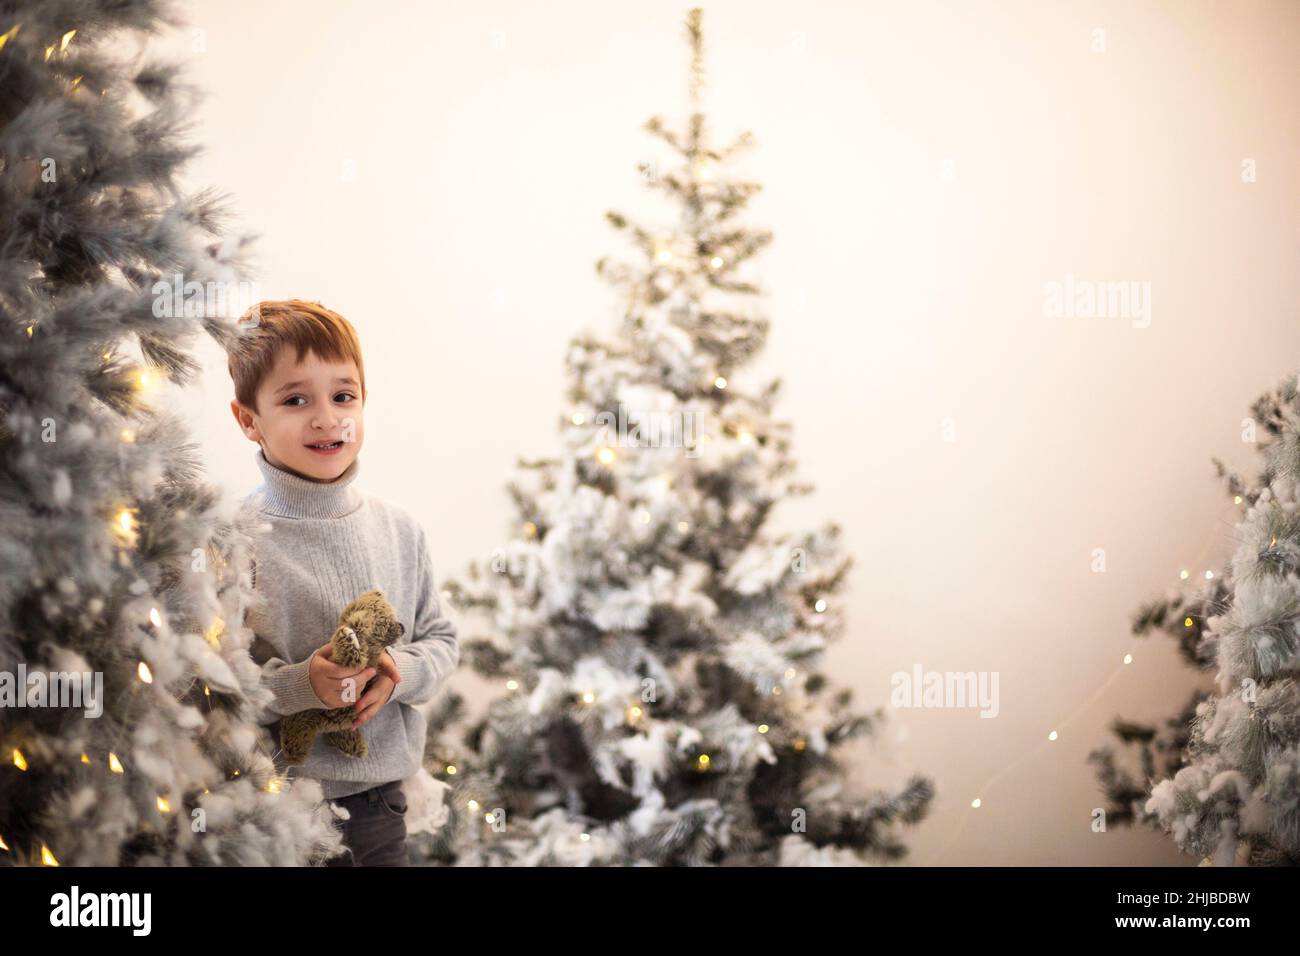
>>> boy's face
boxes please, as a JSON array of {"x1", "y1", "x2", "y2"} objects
[{"x1": 230, "y1": 347, "x2": 365, "y2": 482}]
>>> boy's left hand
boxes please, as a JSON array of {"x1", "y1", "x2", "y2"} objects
[{"x1": 352, "y1": 650, "x2": 402, "y2": 729}]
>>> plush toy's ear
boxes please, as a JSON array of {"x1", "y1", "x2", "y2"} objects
[{"x1": 340, "y1": 625, "x2": 360, "y2": 652}]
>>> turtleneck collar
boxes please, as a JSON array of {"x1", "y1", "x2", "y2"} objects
[{"x1": 252, "y1": 447, "x2": 364, "y2": 519}]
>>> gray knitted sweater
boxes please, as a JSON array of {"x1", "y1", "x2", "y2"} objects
[{"x1": 242, "y1": 448, "x2": 459, "y2": 799}]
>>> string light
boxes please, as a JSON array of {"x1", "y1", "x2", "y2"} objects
[
  {"x1": 737, "y1": 429, "x2": 754, "y2": 445},
  {"x1": 506, "y1": 679, "x2": 519, "y2": 691},
  {"x1": 120, "y1": 428, "x2": 135, "y2": 443},
  {"x1": 1123, "y1": 653, "x2": 1133, "y2": 664},
  {"x1": 696, "y1": 753, "x2": 711, "y2": 769},
  {"x1": 814, "y1": 599, "x2": 827, "y2": 613},
  {"x1": 581, "y1": 691, "x2": 595, "y2": 704},
  {"x1": 12, "y1": 748, "x2": 27, "y2": 771},
  {"x1": 0, "y1": 833, "x2": 8, "y2": 851},
  {"x1": 571, "y1": 412, "x2": 585, "y2": 425},
  {"x1": 137, "y1": 661, "x2": 153, "y2": 684},
  {"x1": 523, "y1": 521, "x2": 538, "y2": 538},
  {"x1": 108, "y1": 753, "x2": 123, "y2": 773},
  {"x1": 677, "y1": 520, "x2": 690, "y2": 532},
  {"x1": 41, "y1": 845, "x2": 59, "y2": 866},
  {"x1": 112, "y1": 506, "x2": 138, "y2": 548},
  {"x1": 709, "y1": 256, "x2": 724, "y2": 270},
  {"x1": 579, "y1": 832, "x2": 591, "y2": 842},
  {"x1": 0, "y1": 24, "x2": 20, "y2": 53},
  {"x1": 1179, "y1": 569, "x2": 1189, "y2": 580},
  {"x1": 80, "y1": 753, "x2": 89, "y2": 764},
  {"x1": 596, "y1": 447, "x2": 616, "y2": 466},
  {"x1": 60, "y1": 29, "x2": 75, "y2": 52},
  {"x1": 1204, "y1": 570, "x2": 1214, "y2": 580},
  {"x1": 156, "y1": 796, "x2": 171, "y2": 813},
  {"x1": 149, "y1": 607, "x2": 162, "y2": 628},
  {"x1": 714, "y1": 376, "x2": 727, "y2": 389},
  {"x1": 467, "y1": 799, "x2": 480, "y2": 811},
  {"x1": 971, "y1": 798, "x2": 982, "y2": 809},
  {"x1": 1048, "y1": 731, "x2": 1058, "y2": 741},
  {"x1": 757, "y1": 724, "x2": 769, "y2": 734},
  {"x1": 266, "y1": 778, "x2": 282, "y2": 794}
]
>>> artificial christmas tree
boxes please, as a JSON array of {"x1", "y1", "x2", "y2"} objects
[
  {"x1": 419, "y1": 8, "x2": 932, "y2": 866},
  {"x1": 1091, "y1": 377, "x2": 1300, "y2": 865},
  {"x1": 0, "y1": 0, "x2": 342, "y2": 865}
]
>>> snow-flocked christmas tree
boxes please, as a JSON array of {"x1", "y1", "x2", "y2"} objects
[
  {"x1": 1091, "y1": 376, "x2": 1300, "y2": 865},
  {"x1": 0, "y1": 0, "x2": 342, "y2": 865},
  {"x1": 418, "y1": 8, "x2": 933, "y2": 867}
]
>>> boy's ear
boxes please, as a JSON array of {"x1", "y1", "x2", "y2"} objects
[{"x1": 230, "y1": 399, "x2": 261, "y2": 442}]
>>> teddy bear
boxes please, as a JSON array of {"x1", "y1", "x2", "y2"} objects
[{"x1": 279, "y1": 588, "x2": 405, "y2": 766}]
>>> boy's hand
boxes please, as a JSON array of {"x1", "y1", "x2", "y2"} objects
[
  {"x1": 353, "y1": 650, "x2": 402, "y2": 729},
  {"x1": 308, "y1": 642, "x2": 380, "y2": 709}
]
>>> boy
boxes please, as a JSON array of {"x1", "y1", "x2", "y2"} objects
[{"x1": 226, "y1": 299, "x2": 459, "y2": 866}]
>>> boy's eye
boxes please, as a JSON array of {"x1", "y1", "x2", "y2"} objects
[
  {"x1": 283, "y1": 395, "x2": 306, "y2": 407},
  {"x1": 334, "y1": 392, "x2": 356, "y2": 403}
]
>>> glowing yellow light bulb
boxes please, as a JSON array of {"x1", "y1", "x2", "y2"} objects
[
  {"x1": 1234, "y1": 495, "x2": 1243, "y2": 504},
  {"x1": 1184, "y1": 617, "x2": 1194, "y2": 628},
  {"x1": 149, "y1": 607, "x2": 162, "y2": 628},
  {"x1": 467, "y1": 799, "x2": 480, "y2": 811},
  {"x1": 137, "y1": 661, "x2": 153, "y2": 684},
  {"x1": 709, "y1": 256, "x2": 724, "y2": 270},
  {"x1": 757, "y1": 724, "x2": 769, "y2": 734},
  {"x1": 446, "y1": 765, "x2": 457, "y2": 775},
  {"x1": 523, "y1": 521, "x2": 538, "y2": 537},
  {"x1": 13, "y1": 749, "x2": 27, "y2": 771},
  {"x1": 41, "y1": 844, "x2": 59, "y2": 866},
  {"x1": 971, "y1": 798, "x2": 982, "y2": 809},
  {"x1": 697, "y1": 754, "x2": 710, "y2": 768},
  {"x1": 109, "y1": 752, "x2": 124, "y2": 773},
  {"x1": 60, "y1": 29, "x2": 75, "y2": 52},
  {"x1": 1048, "y1": 731, "x2": 1058, "y2": 741},
  {"x1": 596, "y1": 447, "x2": 616, "y2": 466},
  {"x1": 156, "y1": 796, "x2": 171, "y2": 813},
  {"x1": 1179, "y1": 570, "x2": 1189, "y2": 580},
  {"x1": 714, "y1": 376, "x2": 727, "y2": 389},
  {"x1": 737, "y1": 430, "x2": 754, "y2": 445},
  {"x1": 580, "y1": 832, "x2": 591, "y2": 842},
  {"x1": 1205, "y1": 570, "x2": 1214, "y2": 580},
  {"x1": 1123, "y1": 653, "x2": 1133, "y2": 665},
  {"x1": 571, "y1": 412, "x2": 585, "y2": 425},
  {"x1": 120, "y1": 428, "x2": 135, "y2": 443},
  {"x1": 267, "y1": 778, "x2": 282, "y2": 793},
  {"x1": 80, "y1": 753, "x2": 90, "y2": 764},
  {"x1": 506, "y1": 679, "x2": 519, "y2": 691},
  {"x1": 814, "y1": 599, "x2": 827, "y2": 613},
  {"x1": 581, "y1": 691, "x2": 595, "y2": 704}
]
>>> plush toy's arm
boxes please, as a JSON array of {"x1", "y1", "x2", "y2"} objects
[{"x1": 387, "y1": 531, "x2": 459, "y2": 707}]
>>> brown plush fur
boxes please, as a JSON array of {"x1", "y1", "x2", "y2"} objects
[{"x1": 279, "y1": 589, "x2": 405, "y2": 765}]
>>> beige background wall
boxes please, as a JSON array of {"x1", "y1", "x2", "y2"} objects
[{"x1": 158, "y1": 0, "x2": 1300, "y2": 863}]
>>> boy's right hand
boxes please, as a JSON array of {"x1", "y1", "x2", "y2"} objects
[{"x1": 307, "y1": 642, "x2": 378, "y2": 709}]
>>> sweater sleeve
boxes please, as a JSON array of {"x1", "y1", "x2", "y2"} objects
[
  {"x1": 258, "y1": 648, "x2": 330, "y2": 723},
  {"x1": 387, "y1": 528, "x2": 460, "y2": 707},
  {"x1": 247, "y1": 552, "x2": 330, "y2": 724}
]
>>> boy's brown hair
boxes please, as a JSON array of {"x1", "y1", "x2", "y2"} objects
[{"x1": 227, "y1": 299, "x2": 366, "y2": 412}]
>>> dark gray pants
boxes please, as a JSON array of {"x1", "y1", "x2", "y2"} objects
[{"x1": 325, "y1": 780, "x2": 409, "y2": 866}]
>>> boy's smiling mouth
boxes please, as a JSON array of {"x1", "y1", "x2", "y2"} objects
[{"x1": 306, "y1": 440, "x2": 344, "y2": 455}]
